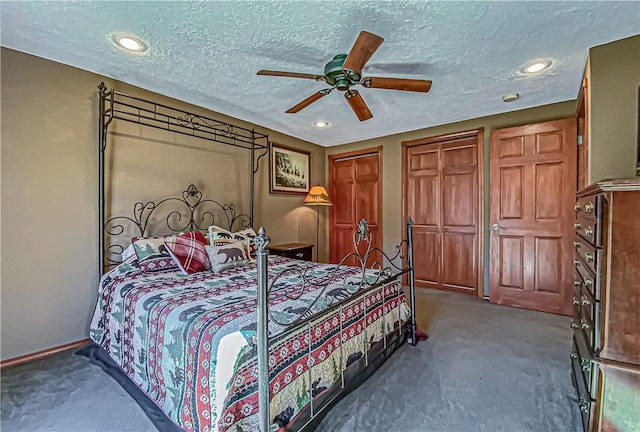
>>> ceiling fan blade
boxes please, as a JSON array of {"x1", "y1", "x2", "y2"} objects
[
  {"x1": 342, "y1": 31, "x2": 384, "y2": 74},
  {"x1": 257, "y1": 70, "x2": 323, "y2": 80},
  {"x1": 344, "y1": 89, "x2": 373, "y2": 121},
  {"x1": 362, "y1": 77, "x2": 432, "y2": 93},
  {"x1": 285, "y1": 90, "x2": 331, "y2": 114}
]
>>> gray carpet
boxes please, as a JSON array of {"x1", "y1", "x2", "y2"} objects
[{"x1": 1, "y1": 290, "x2": 581, "y2": 432}]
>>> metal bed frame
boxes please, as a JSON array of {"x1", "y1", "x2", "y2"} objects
[
  {"x1": 254, "y1": 220, "x2": 417, "y2": 431},
  {"x1": 97, "y1": 82, "x2": 269, "y2": 273},
  {"x1": 97, "y1": 83, "x2": 418, "y2": 431}
]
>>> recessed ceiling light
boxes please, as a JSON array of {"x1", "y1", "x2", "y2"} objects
[
  {"x1": 519, "y1": 59, "x2": 554, "y2": 75},
  {"x1": 313, "y1": 120, "x2": 330, "y2": 128},
  {"x1": 502, "y1": 93, "x2": 520, "y2": 103},
  {"x1": 111, "y1": 33, "x2": 148, "y2": 53}
]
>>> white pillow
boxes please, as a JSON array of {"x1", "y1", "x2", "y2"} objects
[
  {"x1": 121, "y1": 244, "x2": 136, "y2": 261},
  {"x1": 205, "y1": 241, "x2": 250, "y2": 273}
]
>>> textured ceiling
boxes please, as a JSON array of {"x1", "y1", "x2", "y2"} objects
[{"x1": 1, "y1": 1, "x2": 639, "y2": 147}]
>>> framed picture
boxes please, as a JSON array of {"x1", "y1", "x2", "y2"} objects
[{"x1": 270, "y1": 143, "x2": 310, "y2": 194}]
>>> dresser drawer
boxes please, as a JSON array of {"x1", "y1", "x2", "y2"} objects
[
  {"x1": 574, "y1": 195, "x2": 602, "y2": 223},
  {"x1": 574, "y1": 256, "x2": 600, "y2": 301},
  {"x1": 570, "y1": 336, "x2": 593, "y2": 431},
  {"x1": 574, "y1": 217, "x2": 601, "y2": 248},
  {"x1": 573, "y1": 268, "x2": 583, "y2": 305},
  {"x1": 573, "y1": 331, "x2": 597, "y2": 397},
  {"x1": 581, "y1": 305, "x2": 597, "y2": 354},
  {"x1": 573, "y1": 235, "x2": 601, "y2": 278}
]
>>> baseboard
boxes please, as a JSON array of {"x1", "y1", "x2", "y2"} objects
[{"x1": 0, "y1": 339, "x2": 90, "y2": 369}]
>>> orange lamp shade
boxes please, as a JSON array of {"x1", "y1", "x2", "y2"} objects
[{"x1": 304, "y1": 186, "x2": 332, "y2": 206}]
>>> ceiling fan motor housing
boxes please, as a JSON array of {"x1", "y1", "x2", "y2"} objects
[{"x1": 324, "y1": 54, "x2": 360, "y2": 90}]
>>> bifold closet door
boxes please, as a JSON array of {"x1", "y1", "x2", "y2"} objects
[
  {"x1": 403, "y1": 131, "x2": 482, "y2": 296},
  {"x1": 329, "y1": 148, "x2": 382, "y2": 267}
]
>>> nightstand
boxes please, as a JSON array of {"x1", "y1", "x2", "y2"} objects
[{"x1": 267, "y1": 243, "x2": 314, "y2": 262}]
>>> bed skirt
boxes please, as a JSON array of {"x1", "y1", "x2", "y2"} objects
[{"x1": 77, "y1": 329, "x2": 407, "y2": 432}]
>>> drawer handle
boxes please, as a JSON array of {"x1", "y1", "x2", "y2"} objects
[
  {"x1": 573, "y1": 297, "x2": 580, "y2": 305},
  {"x1": 574, "y1": 203, "x2": 581, "y2": 212},
  {"x1": 584, "y1": 278, "x2": 593, "y2": 288},
  {"x1": 573, "y1": 223, "x2": 582, "y2": 230},
  {"x1": 573, "y1": 259, "x2": 580, "y2": 266},
  {"x1": 579, "y1": 397, "x2": 590, "y2": 413},
  {"x1": 580, "y1": 318, "x2": 590, "y2": 330},
  {"x1": 573, "y1": 280, "x2": 582, "y2": 287},
  {"x1": 581, "y1": 358, "x2": 590, "y2": 371},
  {"x1": 570, "y1": 350, "x2": 578, "y2": 359},
  {"x1": 295, "y1": 252, "x2": 304, "y2": 258},
  {"x1": 584, "y1": 253, "x2": 594, "y2": 263},
  {"x1": 571, "y1": 321, "x2": 580, "y2": 329},
  {"x1": 584, "y1": 202, "x2": 594, "y2": 213},
  {"x1": 581, "y1": 296, "x2": 591, "y2": 306},
  {"x1": 584, "y1": 227, "x2": 594, "y2": 237},
  {"x1": 573, "y1": 241, "x2": 581, "y2": 248}
]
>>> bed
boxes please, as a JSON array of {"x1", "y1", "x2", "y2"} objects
[{"x1": 87, "y1": 84, "x2": 419, "y2": 432}]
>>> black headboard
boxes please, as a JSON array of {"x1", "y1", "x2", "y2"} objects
[{"x1": 104, "y1": 184, "x2": 251, "y2": 269}]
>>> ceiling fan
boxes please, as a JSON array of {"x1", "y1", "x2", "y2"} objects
[{"x1": 256, "y1": 31, "x2": 433, "y2": 122}]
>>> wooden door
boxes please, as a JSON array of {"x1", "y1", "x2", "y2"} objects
[
  {"x1": 489, "y1": 118, "x2": 576, "y2": 315},
  {"x1": 403, "y1": 130, "x2": 483, "y2": 296},
  {"x1": 329, "y1": 148, "x2": 382, "y2": 266}
]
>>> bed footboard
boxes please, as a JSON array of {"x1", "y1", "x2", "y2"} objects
[{"x1": 254, "y1": 218, "x2": 416, "y2": 432}]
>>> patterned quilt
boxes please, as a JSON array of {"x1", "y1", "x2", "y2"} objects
[{"x1": 90, "y1": 255, "x2": 410, "y2": 432}]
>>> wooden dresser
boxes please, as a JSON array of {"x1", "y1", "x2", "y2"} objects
[{"x1": 571, "y1": 178, "x2": 640, "y2": 431}]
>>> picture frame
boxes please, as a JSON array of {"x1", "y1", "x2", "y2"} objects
[{"x1": 270, "y1": 143, "x2": 311, "y2": 195}]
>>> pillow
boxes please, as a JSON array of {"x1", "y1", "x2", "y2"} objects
[
  {"x1": 208, "y1": 225, "x2": 254, "y2": 258},
  {"x1": 164, "y1": 231, "x2": 211, "y2": 275},
  {"x1": 121, "y1": 244, "x2": 136, "y2": 261},
  {"x1": 237, "y1": 228, "x2": 258, "y2": 259},
  {"x1": 205, "y1": 241, "x2": 250, "y2": 273},
  {"x1": 132, "y1": 236, "x2": 179, "y2": 273}
]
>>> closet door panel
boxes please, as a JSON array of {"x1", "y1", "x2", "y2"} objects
[
  {"x1": 413, "y1": 228, "x2": 440, "y2": 289},
  {"x1": 354, "y1": 154, "x2": 381, "y2": 266},
  {"x1": 407, "y1": 174, "x2": 438, "y2": 226},
  {"x1": 442, "y1": 232, "x2": 476, "y2": 291},
  {"x1": 333, "y1": 226, "x2": 358, "y2": 266},
  {"x1": 329, "y1": 148, "x2": 383, "y2": 267},
  {"x1": 403, "y1": 131, "x2": 482, "y2": 296},
  {"x1": 441, "y1": 142, "x2": 478, "y2": 294},
  {"x1": 442, "y1": 172, "x2": 475, "y2": 227},
  {"x1": 332, "y1": 160, "x2": 354, "y2": 226}
]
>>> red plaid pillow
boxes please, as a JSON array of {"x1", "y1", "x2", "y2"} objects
[{"x1": 164, "y1": 231, "x2": 210, "y2": 275}]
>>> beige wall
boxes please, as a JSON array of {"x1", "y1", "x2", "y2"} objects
[
  {"x1": 0, "y1": 48, "x2": 326, "y2": 360},
  {"x1": 588, "y1": 35, "x2": 640, "y2": 182},
  {"x1": 325, "y1": 101, "x2": 577, "y2": 297}
]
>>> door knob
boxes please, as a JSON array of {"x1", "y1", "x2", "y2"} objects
[{"x1": 491, "y1": 224, "x2": 506, "y2": 231}]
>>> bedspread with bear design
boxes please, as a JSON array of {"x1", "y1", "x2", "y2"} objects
[{"x1": 90, "y1": 255, "x2": 409, "y2": 432}]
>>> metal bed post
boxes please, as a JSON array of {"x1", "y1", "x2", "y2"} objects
[
  {"x1": 250, "y1": 130, "x2": 255, "y2": 226},
  {"x1": 98, "y1": 82, "x2": 115, "y2": 276},
  {"x1": 98, "y1": 82, "x2": 108, "y2": 277},
  {"x1": 406, "y1": 217, "x2": 417, "y2": 346},
  {"x1": 255, "y1": 227, "x2": 271, "y2": 432}
]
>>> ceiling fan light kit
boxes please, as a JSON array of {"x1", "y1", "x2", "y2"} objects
[{"x1": 257, "y1": 30, "x2": 432, "y2": 122}]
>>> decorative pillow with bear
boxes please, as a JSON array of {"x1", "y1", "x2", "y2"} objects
[
  {"x1": 132, "y1": 236, "x2": 179, "y2": 273},
  {"x1": 164, "y1": 231, "x2": 210, "y2": 275},
  {"x1": 236, "y1": 228, "x2": 258, "y2": 259},
  {"x1": 208, "y1": 225, "x2": 256, "y2": 259},
  {"x1": 205, "y1": 241, "x2": 250, "y2": 273}
]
